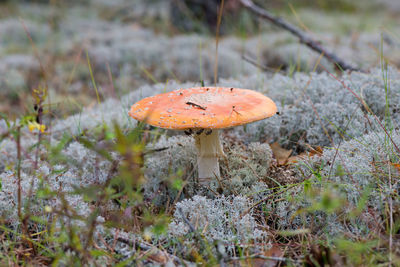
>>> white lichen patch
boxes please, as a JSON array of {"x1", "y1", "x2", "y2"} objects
[{"x1": 168, "y1": 195, "x2": 269, "y2": 253}]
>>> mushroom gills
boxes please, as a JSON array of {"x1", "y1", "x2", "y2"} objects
[{"x1": 194, "y1": 129, "x2": 225, "y2": 185}]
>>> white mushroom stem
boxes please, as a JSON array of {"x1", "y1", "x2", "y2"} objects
[{"x1": 194, "y1": 129, "x2": 225, "y2": 185}]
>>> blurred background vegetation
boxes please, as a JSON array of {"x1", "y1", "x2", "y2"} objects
[{"x1": 0, "y1": 0, "x2": 398, "y2": 119}]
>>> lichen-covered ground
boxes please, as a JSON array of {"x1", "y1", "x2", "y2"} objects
[{"x1": 0, "y1": 0, "x2": 400, "y2": 266}]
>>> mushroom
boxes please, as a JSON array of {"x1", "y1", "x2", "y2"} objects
[{"x1": 129, "y1": 87, "x2": 277, "y2": 185}]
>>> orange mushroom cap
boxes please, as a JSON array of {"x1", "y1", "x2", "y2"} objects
[{"x1": 129, "y1": 87, "x2": 277, "y2": 130}]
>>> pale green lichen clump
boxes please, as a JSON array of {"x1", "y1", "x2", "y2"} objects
[
  {"x1": 273, "y1": 129, "x2": 400, "y2": 236},
  {"x1": 168, "y1": 195, "x2": 269, "y2": 255}
]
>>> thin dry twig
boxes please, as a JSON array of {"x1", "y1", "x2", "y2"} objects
[
  {"x1": 240, "y1": 0, "x2": 362, "y2": 72},
  {"x1": 388, "y1": 155, "x2": 393, "y2": 266},
  {"x1": 229, "y1": 254, "x2": 289, "y2": 262},
  {"x1": 83, "y1": 159, "x2": 119, "y2": 255},
  {"x1": 15, "y1": 126, "x2": 35, "y2": 253},
  {"x1": 106, "y1": 62, "x2": 117, "y2": 99},
  {"x1": 321, "y1": 65, "x2": 400, "y2": 155},
  {"x1": 117, "y1": 236, "x2": 191, "y2": 265},
  {"x1": 240, "y1": 183, "x2": 298, "y2": 218},
  {"x1": 16, "y1": 126, "x2": 22, "y2": 219},
  {"x1": 177, "y1": 207, "x2": 196, "y2": 233},
  {"x1": 242, "y1": 54, "x2": 286, "y2": 74},
  {"x1": 214, "y1": 0, "x2": 225, "y2": 85}
]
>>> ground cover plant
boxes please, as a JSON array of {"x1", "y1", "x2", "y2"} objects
[{"x1": 0, "y1": 0, "x2": 400, "y2": 266}]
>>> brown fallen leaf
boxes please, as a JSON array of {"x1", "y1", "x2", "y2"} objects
[
  {"x1": 308, "y1": 145, "x2": 323, "y2": 157},
  {"x1": 304, "y1": 244, "x2": 343, "y2": 266},
  {"x1": 390, "y1": 162, "x2": 400, "y2": 173},
  {"x1": 263, "y1": 245, "x2": 285, "y2": 267},
  {"x1": 287, "y1": 145, "x2": 324, "y2": 164},
  {"x1": 228, "y1": 245, "x2": 285, "y2": 267},
  {"x1": 270, "y1": 142, "x2": 292, "y2": 166}
]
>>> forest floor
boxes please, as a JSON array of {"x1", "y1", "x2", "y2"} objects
[{"x1": 0, "y1": 0, "x2": 400, "y2": 266}]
